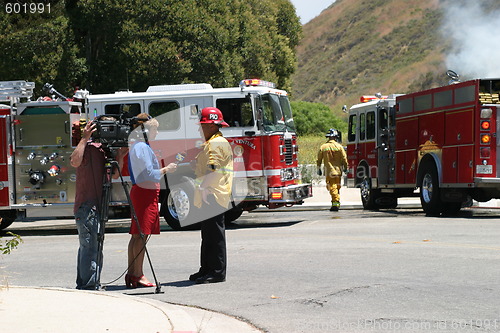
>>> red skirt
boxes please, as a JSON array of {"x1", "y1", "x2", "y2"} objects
[{"x1": 129, "y1": 184, "x2": 160, "y2": 235}]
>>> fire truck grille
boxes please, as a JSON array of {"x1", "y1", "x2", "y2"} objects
[{"x1": 284, "y1": 139, "x2": 293, "y2": 165}]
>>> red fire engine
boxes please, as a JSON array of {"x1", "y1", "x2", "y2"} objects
[
  {"x1": 0, "y1": 79, "x2": 311, "y2": 230},
  {"x1": 0, "y1": 81, "x2": 85, "y2": 229},
  {"x1": 346, "y1": 77, "x2": 500, "y2": 216}
]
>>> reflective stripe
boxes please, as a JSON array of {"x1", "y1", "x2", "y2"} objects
[
  {"x1": 321, "y1": 146, "x2": 342, "y2": 152},
  {"x1": 264, "y1": 169, "x2": 281, "y2": 176},
  {"x1": 234, "y1": 170, "x2": 263, "y2": 177},
  {"x1": 233, "y1": 169, "x2": 283, "y2": 177}
]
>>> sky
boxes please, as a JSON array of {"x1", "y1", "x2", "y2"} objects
[{"x1": 290, "y1": 0, "x2": 336, "y2": 24}]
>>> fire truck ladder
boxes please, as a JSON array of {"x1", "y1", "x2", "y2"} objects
[{"x1": 0, "y1": 80, "x2": 35, "y2": 104}]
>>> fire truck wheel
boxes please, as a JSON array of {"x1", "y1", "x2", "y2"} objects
[
  {"x1": 360, "y1": 177, "x2": 397, "y2": 210},
  {"x1": 360, "y1": 176, "x2": 380, "y2": 210},
  {"x1": 162, "y1": 177, "x2": 196, "y2": 231},
  {"x1": 419, "y1": 164, "x2": 442, "y2": 216},
  {"x1": 0, "y1": 210, "x2": 17, "y2": 230}
]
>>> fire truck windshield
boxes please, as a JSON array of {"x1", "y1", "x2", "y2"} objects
[{"x1": 260, "y1": 94, "x2": 295, "y2": 133}]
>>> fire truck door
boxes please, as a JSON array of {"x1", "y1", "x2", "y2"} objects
[
  {"x1": 0, "y1": 115, "x2": 10, "y2": 206},
  {"x1": 349, "y1": 110, "x2": 374, "y2": 180},
  {"x1": 358, "y1": 112, "x2": 367, "y2": 161},
  {"x1": 347, "y1": 110, "x2": 370, "y2": 178},
  {"x1": 377, "y1": 107, "x2": 392, "y2": 185},
  {"x1": 347, "y1": 112, "x2": 360, "y2": 173}
]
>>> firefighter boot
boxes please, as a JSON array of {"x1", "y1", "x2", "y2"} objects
[{"x1": 330, "y1": 202, "x2": 340, "y2": 212}]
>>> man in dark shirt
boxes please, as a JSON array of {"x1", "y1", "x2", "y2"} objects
[{"x1": 70, "y1": 120, "x2": 126, "y2": 290}]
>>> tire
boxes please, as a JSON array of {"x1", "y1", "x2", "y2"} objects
[
  {"x1": 0, "y1": 210, "x2": 17, "y2": 230},
  {"x1": 161, "y1": 177, "x2": 197, "y2": 231},
  {"x1": 360, "y1": 175, "x2": 379, "y2": 210},
  {"x1": 360, "y1": 176, "x2": 398, "y2": 210},
  {"x1": 419, "y1": 163, "x2": 442, "y2": 216}
]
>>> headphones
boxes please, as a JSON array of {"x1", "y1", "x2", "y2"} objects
[
  {"x1": 131, "y1": 115, "x2": 153, "y2": 144},
  {"x1": 131, "y1": 114, "x2": 152, "y2": 125}
]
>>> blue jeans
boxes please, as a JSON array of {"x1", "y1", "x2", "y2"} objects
[{"x1": 75, "y1": 202, "x2": 102, "y2": 290}]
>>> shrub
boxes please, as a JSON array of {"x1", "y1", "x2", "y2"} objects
[{"x1": 291, "y1": 100, "x2": 347, "y2": 136}]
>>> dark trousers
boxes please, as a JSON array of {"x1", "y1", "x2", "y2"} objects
[{"x1": 199, "y1": 196, "x2": 227, "y2": 278}]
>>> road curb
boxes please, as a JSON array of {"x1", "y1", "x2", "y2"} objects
[{"x1": 0, "y1": 286, "x2": 262, "y2": 333}]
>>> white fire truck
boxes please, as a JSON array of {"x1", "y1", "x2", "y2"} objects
[
  {"x1": 346, "y1": 77, "x2": 500, "y2": 216},
  {"x1": 0, "y1": 79, "x2": 311, "y2": 230}
]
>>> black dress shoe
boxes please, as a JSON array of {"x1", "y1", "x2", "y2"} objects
[
  {"x1": 195, "y1": 274, "x2": 225, "y2": 284},
  {"x1": 189, "y1": 270, "x2": 206, "y2": 281}
]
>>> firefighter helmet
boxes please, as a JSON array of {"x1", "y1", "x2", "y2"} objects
[
  {"x1": 199, "y1": 107, "x2": 229, "y2": 127},
  {"x1": 325, "y1": 128, "x2": 340, "y2": 138}
]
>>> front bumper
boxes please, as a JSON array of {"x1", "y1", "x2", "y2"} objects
[{"x1": 268, "y1": 184, "x2": 312, "y2": 203}]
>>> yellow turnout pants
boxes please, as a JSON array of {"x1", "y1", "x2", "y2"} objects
[{"x1": 326, "y1": 175, "x2": 342, "y2": 205}]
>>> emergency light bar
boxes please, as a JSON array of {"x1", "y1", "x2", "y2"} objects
[
  {"x1": 240, "y1": 79, "x2": 276, "y2": 89},
  {"x1": 360, "y1": 95, "x2": 388, "y2": 103}
]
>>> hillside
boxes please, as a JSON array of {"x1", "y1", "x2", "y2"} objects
[{"x1": 292, "y1": 0, "x2": 500, "y2": 117}]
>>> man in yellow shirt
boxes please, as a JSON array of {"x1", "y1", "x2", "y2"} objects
[
  {"x1": 190, "y1": 107, "x2": 233, "y2": 284},
  {"x1": 317, "y1": 128, "x2": 348, "y2": 211}
]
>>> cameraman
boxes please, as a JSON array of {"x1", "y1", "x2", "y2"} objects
[
  {"x1": 126, "y1": 113, "x2": 176, "y2": 288},
  {"x1": 70, "y1": 119, "x2": 127, "y2": 290}
]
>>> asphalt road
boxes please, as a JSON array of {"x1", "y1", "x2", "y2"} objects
[{"x1": 2, "y1": 207, "x2": 500, "y2": 332}]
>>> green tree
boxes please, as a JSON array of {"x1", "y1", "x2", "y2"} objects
[
  {"x1": 291, "y1": 100, "x2": 347, "y2": 136},
  {"x1": 0, "y1": 1, "x2": 86, "y2": 95},
  {"x1": 64, "y1": 0, "x2": 193, "y2": 93},
  {"x1": 62, "y1": 0, "x2": 301, "y2": 93},
  {"x1": 1, "y1": 0, "x2": 300, "y2": 95}
]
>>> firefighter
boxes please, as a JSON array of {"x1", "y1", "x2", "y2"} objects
[
  {"x1": 317, "y1": 128, "x2": 348, "y2": 211},
  {"x1": 189, "y1": 107, "x2": 233, "y2": 284}
]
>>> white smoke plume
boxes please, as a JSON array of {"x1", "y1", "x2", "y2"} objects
[{"x1": 441, "y1": 0, "x2": 500, "y2": 79}]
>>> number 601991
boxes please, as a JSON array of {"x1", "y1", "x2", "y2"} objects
[{"x1": 5, "y1": 2, "x2": 51, "y2": 14}]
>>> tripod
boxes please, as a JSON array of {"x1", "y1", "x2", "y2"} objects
[{"x1": 95, "y1": 148, "x2": 161, "y2": 293}]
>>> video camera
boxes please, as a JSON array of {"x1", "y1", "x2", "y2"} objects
[{"x1": 91, "y1": 114, "x2": 135, "y2": 148}]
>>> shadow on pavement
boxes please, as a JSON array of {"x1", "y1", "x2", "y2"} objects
[{"x1": 227, "y1": 220, "x2": 302, "y2": 229}]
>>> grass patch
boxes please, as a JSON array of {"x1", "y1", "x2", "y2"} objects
[
  {"x1": 297, "y1": 135, "x2": 325, "y2": 184},
  {"x1": 297, "y1": 135, "x2": 349, "y2": 184},
  {"x1": 297, "y1": 135, "x2": 326, "y2": 165}
]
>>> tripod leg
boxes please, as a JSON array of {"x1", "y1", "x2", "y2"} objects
[{"x1": 95, "y1": 162, "x2": 113, "y2": 290}]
